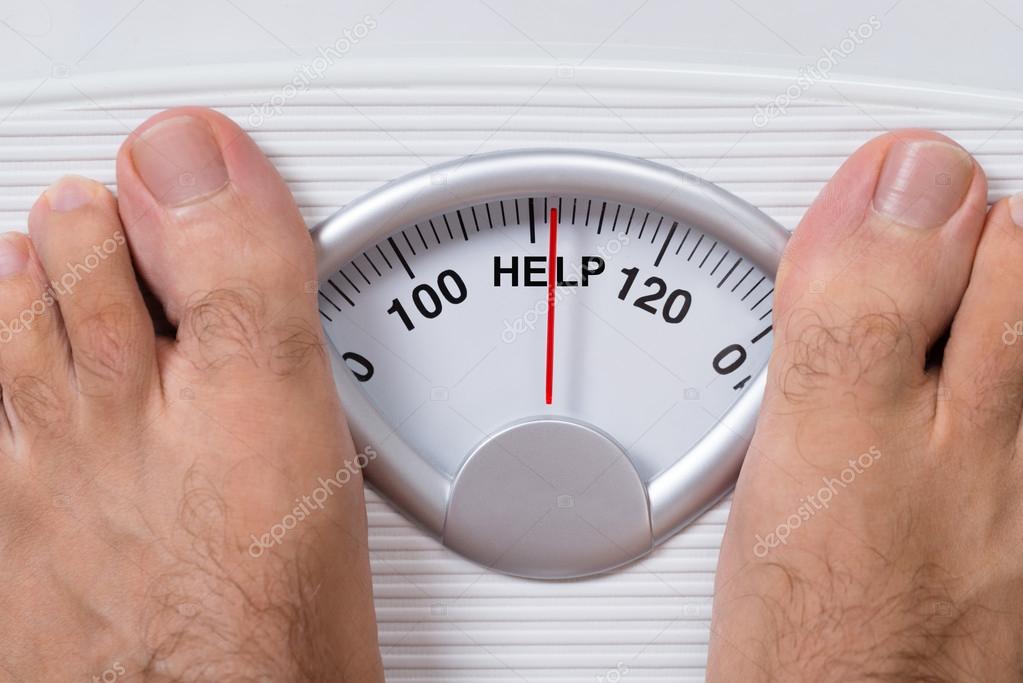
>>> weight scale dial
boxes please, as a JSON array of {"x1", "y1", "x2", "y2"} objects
[{"x1": 313, "y1": 150, "x2": 787, "y2": 579}]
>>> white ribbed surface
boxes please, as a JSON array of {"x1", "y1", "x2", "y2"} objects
[{"x1": 1, "y1": 62, "x2": 1021, "y2": 681}]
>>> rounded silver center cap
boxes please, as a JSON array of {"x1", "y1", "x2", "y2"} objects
[{"x1": 442, "y1": 418, "x2": 652, "y2": 578}]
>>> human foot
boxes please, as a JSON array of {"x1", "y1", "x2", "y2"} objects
[
  {"x1": 708, "y1": 131, "x2": 1023, "y2": 681},
  {"x1": 0, "y1": 109, "x2": 382, "y2": 680}
]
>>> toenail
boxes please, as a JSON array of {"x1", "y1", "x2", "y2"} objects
[
  {"x1": 872, "y1": 139, "x2": 973, "y2": 229},
  {"x1": 44, "y1": 175, "x2": 97, "y2": 212},
  {"x1": 0, "y1": 233, "x2": 28, "y2": 277},
  {"x1": 1009, "y1": 192, "x2": 1023, "y2": 228},
  {"x1": 131, "y1": 115, "x2": 229, "y2": 208}
]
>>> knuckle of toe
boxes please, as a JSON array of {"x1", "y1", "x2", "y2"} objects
[
  {"x1": 779, "y1": 307, "x2": 919, "y2": 402},
  {"x1": 179, "y1": 285, "x2": 266, "y2": 370},
  {"x1": 964, "y1": 359, "x2": 1023, "y2": 424},
  {"x1": 179, "y1": 284, "x2": 324, "y2": 377},
  {"x1": 75, "y1": 302, "x2": 137, "y2": 385},
  {"x1": 7, "y1": 375, "x2": 69, "y2": 430}
]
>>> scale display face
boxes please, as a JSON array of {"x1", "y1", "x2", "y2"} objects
[{"x1": 313, "y1": 150, "x2": 788, "y2": 579}]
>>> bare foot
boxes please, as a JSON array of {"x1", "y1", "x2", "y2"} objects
[
  {"x1": 0, "y1": 109, "x2": 382, "y2": 680},
  {"x1": 708, "y1": 131, "x2": 1023, "y2": 681}
]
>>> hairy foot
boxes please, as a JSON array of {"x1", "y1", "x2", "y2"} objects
[
  {"x1": 708, "y1": 131, "x2": 1023, "y2": 681},
  {"x1": 0, "y1": 109, "x2": 382, "y2": 681}
]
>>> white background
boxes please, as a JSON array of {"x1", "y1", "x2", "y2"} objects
[{"x1": 1, "y1": 0, "x2": 1023, "y2": 92}]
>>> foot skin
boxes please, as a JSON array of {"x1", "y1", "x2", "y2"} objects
[
  {"x1": 0, "y1": 109, "x2": 382, "y2": 680},
  {"x1": 708, "y1": 131, "x2": 1023, "y2": 681}
]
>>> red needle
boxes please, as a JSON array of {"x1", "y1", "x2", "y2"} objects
[{"x1": 545, "y1": 207, "x2": 558, "y2": 405}]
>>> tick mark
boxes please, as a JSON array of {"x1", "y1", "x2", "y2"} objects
[
  {"x1": 650, "y1": 216, "x2": 664, "y2": 243},
  {"x1": 675, "y1": 226, "x2": 692, "y2": 255},
  {"x1": 528, "y1": 197, "x2": 536, "y2": 244},
  {"x1": 352, "y1": 261, "x2": 371, "y2": 285},
  {"x1": 638, "y1": 212, "x2": 650, "y2": 239},
  {"x1": 717, "y1": 257, "x2": 743, "y2": 288},
  {"x1": 455, "y1": 210, "x2": 469, "y2": 241},
  {"x1": 731, "y1": 266, "x2": 754, "y2": 293},
  {"x1": 654, "y1": 222, "x2": 678, "y2": 268},
  {"x1": 751, "y1": 288, "x2": 773, "y2": 310},
  {"x1": 319, "y1": 290, "x2": 342, "y2": 311},
  {"x1": 327, "y1": 279, "x2": 354, "y2": 307},
  {"x1": 362, "y1": 252, "x2": 381, "y2": 277},
  {"x1": 742, "y1": 276, "x2": 766, "y2": 302},
  {"x1": 401, "y1": 230, "x2": 417, "y2": 256},
  {"x1": 733, "y1": 376, "x2": 752, "y2": 390},
  {"x1": 415, "y1": 224, "x2": 429, "y2": 251},
  {"x1": 388, "y1": 236, "x2": 415, "y2": 279},
  {"x1": 710, "y1": 249, "x2": 730, "y2": 276},
  {"x1": 340, "y1": 268, "x2": 361, "y2": 293},
  {"x1": 375, "y1": 244, "x2": 393, "y2": 269},
  {"x1": 699, "y1": 241, "x2": 718, "y2": 269},
  {"x1": 751, "y1": 325, "x2": 772, "y2": 344},
  {"x1": 688, "y1": 234, "x2": 704, "y2": 262}
]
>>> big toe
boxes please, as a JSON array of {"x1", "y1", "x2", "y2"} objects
[
  {"x1": 769, "y1": 130, "x2": 987, "y2": 409},
  {"x1": 115, "y1": 108, "x2": 320, "y2": 376}
]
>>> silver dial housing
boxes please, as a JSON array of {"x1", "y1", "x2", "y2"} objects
[{"x1": 313, "y1": 150, "x2": 788, "y2": 579}]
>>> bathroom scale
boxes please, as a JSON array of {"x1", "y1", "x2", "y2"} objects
[{"x1": 313, "y1": 148, "x2": 786, "y2": 578}]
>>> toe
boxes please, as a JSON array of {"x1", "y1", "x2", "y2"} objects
[
  {"x1": 771, "y1": 130, "x2": 987, "y2": 407},
  {"x1": 114, "y1": 108, "x2": 319, "y2": 376},
  {"x1": 0, "y1": 232, "x2": 74, "y2": 438},
  {"x1": 28, "y1": 176, "x2": 157, "y2": 407},
  {"x1": 939, "y1": 196, "x2": 1023, "y2": 436}
]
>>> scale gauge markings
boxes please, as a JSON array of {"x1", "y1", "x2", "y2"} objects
[
  {"x1": 388, "y1": 237, "x2": 415, "y2": 279},
  {"x1": 653, "y1": 221, "x2": 678, "y2": 267},
  {"x1": 327, "y1": 279, "x2": 354, "y2": 307},
  {"x1": 313, "y1": 151, "x2": 788, "y2": 579}
]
